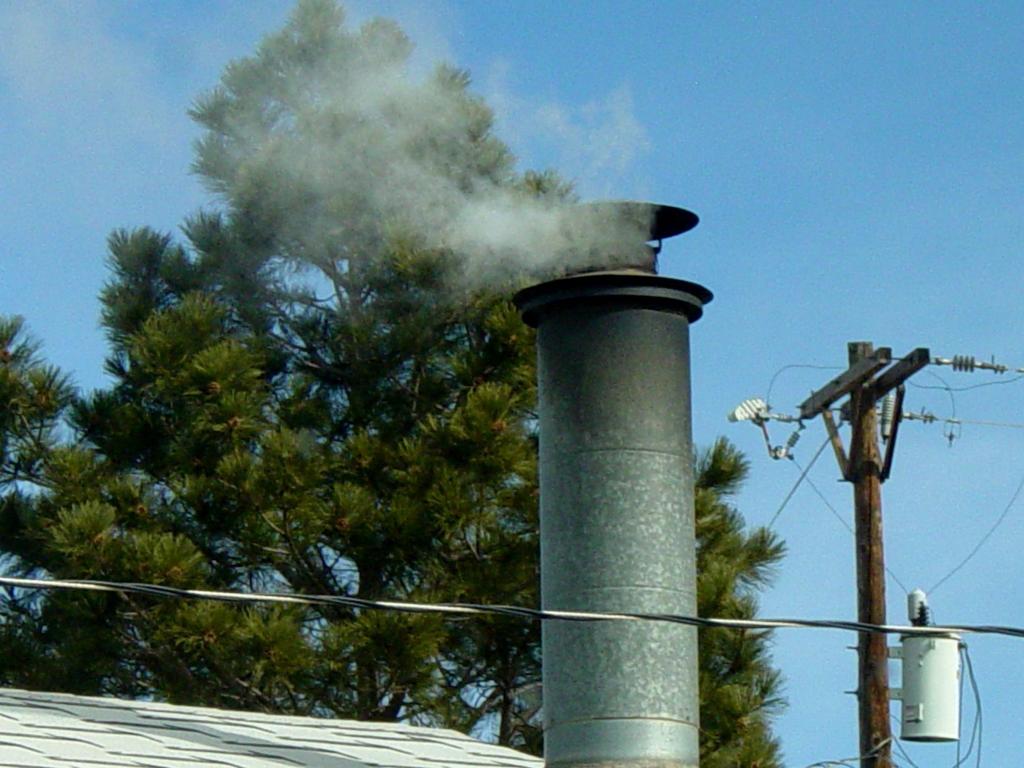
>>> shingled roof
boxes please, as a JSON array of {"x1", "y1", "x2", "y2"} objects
[{"x1": 0, "y1": 688, "x2": 542, "y2": 768}]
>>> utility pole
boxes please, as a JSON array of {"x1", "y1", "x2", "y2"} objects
[
  {"x1": 799, "y1": 342, "x2": 930, "y2": 768},
  {"x1": 847, "y1": 341, "x2": 891, "y2": 768}
]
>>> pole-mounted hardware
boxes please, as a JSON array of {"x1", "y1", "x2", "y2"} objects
[
  {"x1": 803, "y1": 343, "x2": 931, "y2": 768},
  {"x1": 798, "y1": 348, "x2": 893, "y2": 421},
  {"x1": 731, "y1": 342, "x2": 955, "y2": 767},
  {"x1": 728, "y1": 397, "x2": 803, "y2": 459},
  {"x1": 894, "y1": 590, "x2": 962, "y2": 742},
  {"x1": 802, "y1": 346, "x2": 930, "y2": 483}
]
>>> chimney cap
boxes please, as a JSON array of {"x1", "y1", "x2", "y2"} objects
[{"x1": 579, "y1": 201, "x2": 699, "y2": 241}]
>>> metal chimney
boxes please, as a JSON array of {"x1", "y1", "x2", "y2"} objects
[{"x1": 514, "y1": 202, "x2": 711, "y2": 768}]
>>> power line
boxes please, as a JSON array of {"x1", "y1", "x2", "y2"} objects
[
  {"x1": 4, "y1": 575, "x2": 1024, "y2": 640},
  {"x1": 909, "y1": 375, "x2": 1024, "y2": 393},
  {"x1": 746, "y1": 401, "x2": 1024, "y2": 435},
  {"x1": 765, "y1": 364, "x2": 843, "y2": 411},
  {"x1": 928, "y1": 470, "x2": 1024, "y2": 595},
  {"x1": 950, "y1": 416, "x2": 1024, "y2": 430},
  {"x1": 903, "y1": 411, "x2": 1024, "y2": 431},
  {"x1": 914, "y1": 370, "x2": 960, "y2": 446},
  {"x1": 887, "y1": 720, "x2": 922, "y2": 768},
  {"x1": 794, "y1": 460, "x2": 911, "y2": 596},
  {"x1": 953, "y1": 644, "x2": 983, "y2": 768},
  {"x1": 767, "y1": 437, "x2": 830, "y2": 529},
  {"x1": 965, "y1": 645, "x2": 983, "y2": 768},
  {"x1": 801, "y1": 738, "x2": 892, "y2": 768},
  {"x1": 756, "y1": 354, "x2": 1024, "y2": 421},
  {"x1": 742, "y1": 374, "x2": 1024, "y2": 591}
]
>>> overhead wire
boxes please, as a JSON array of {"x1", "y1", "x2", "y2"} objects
[
  {"x1": 950, "y1": 645, "x2": 982, "y2": 768},
  {"x1": 4, "y1": 575, "x2": 1024, "y2": 640},
  {"x1": 757, "y1": 356, "x2": 1023, "y2": 427},
  {"x1": 790, "y1": 455, "x2": 911, "y2": 595},
  {"x1": 801, "y1": 737, "x2": 892, "y2": 768},
  {"x1": 764, "y1": 363, "x2": 842, "y2": 410},
  {"x1": 745, "y1": 355, "x2": 1002, "y2": 764},
  {"x1": 948, "y1": 416, "x2": 1024, "y2": 430},
  {"x1": 911, "y1": 370, "x2": 957, "y2": 413},
  {"x1": 961, "y1": 644, "x2": 984, "y2": 768},
  {"x1": 909, "y1": 374, "x2": 1024, "y2": 393},
  {"x1": 880, "y1": 362, "x2": 1024, "y2": 596},
  {"x1": 954, "y1": 647, "x2": 987, "y2": 765},
  {"x1": 905, "y1": 413, "x2": 1024, "y2": 431},
  {"x1": 928, "y1": 470, "x2": 1024, "y2": 595},
  {"x1": 912, "y1": 369, "x2": 961, "y2": 444},
  {"x1": 800, "y1": 756, "x2": 858, "y2": 768},
  {"x1": 766, "y1": 436, "x2": 830, "y2": 529},
  {"x1": 887, "y1": 718, "x2": 922, "y2": 768},
  {"x1": 754, "y1": 360, "x2": 1024, "y2": 596}
]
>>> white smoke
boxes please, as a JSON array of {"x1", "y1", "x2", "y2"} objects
[
  {"x1": 484, "y1": 59, "x2": 652, "y2": 200},
  {"x1": 194, "y1": 3, "x2": 655, "y2": 290}
]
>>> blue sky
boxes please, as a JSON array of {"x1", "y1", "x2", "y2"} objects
[{"x1": 3, "y1": 1, "x2": 1024, "y2": 764}]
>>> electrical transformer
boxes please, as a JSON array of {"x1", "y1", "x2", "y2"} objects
[{"x1": 898, "y1": 589, "x2": 961, "y2": 742}]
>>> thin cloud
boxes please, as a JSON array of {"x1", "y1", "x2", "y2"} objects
[
  {"x1": 0, "y1": 1, "x2": 183, "y2": 153},
  {"x1": 484, "y1": 60, "x2": 651, "y2": 198}
]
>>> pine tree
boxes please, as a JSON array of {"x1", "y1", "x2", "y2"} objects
[
  {"x1": 0, "y1": 317, "x2": 74, "y2": 493},
  {"x1": 697, "y1": 438, "x2": 786, "y2": 768},
  {"x1": 0, "y1": 1, "x2": 784, "y2": 761}
]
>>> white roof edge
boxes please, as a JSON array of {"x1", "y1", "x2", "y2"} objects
[{"x1": 0, "y1": 687, "x2": 542, "y2": 768}]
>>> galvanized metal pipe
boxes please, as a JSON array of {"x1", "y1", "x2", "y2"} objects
[{"x1": 516, "y1": 271, "x2": 712, "y2": 768}]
